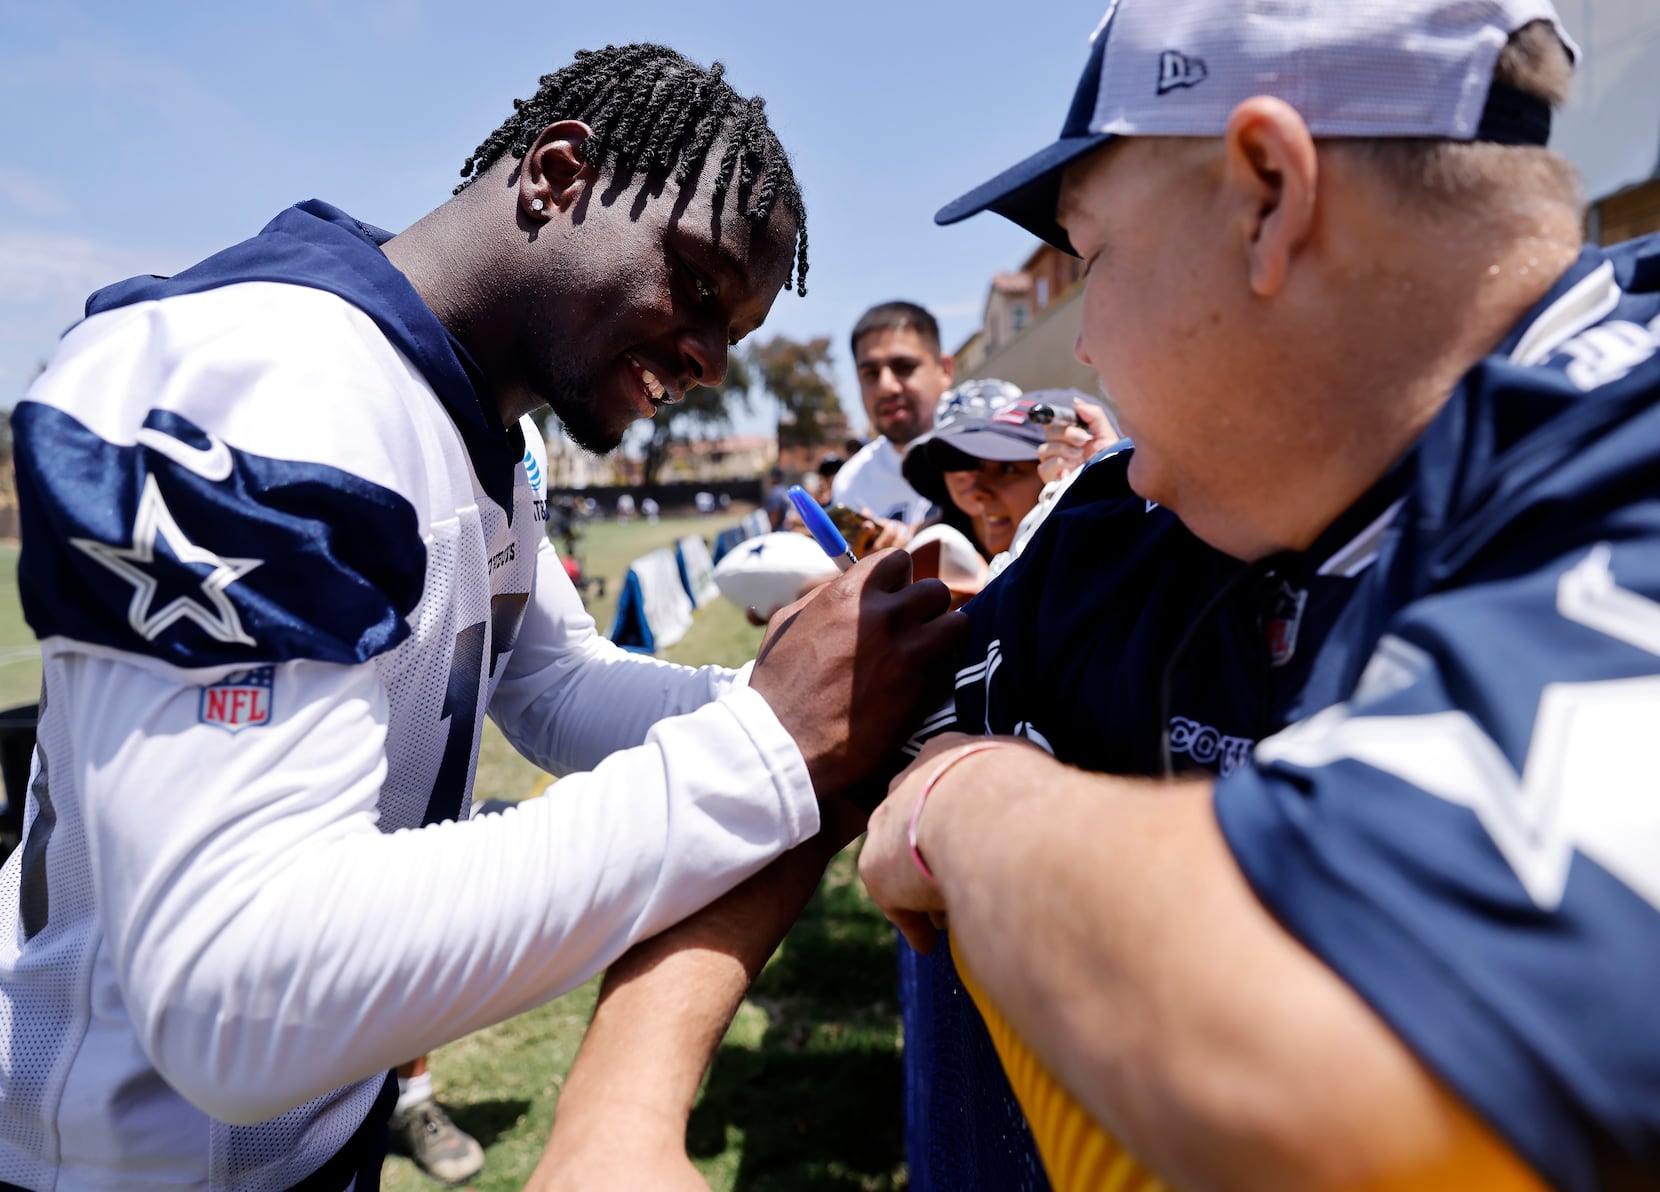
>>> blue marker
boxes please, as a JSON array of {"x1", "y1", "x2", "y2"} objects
[{"x1": 787, "y1": 485, "x2": 858, "y2": 572}]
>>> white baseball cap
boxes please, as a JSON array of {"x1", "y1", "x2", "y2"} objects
[{"x1": 936, "y1": 0, "x2": 1578, "y2": 254}]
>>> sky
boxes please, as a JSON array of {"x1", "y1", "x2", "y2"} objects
[{"x1": 0, "y1": 0, "x2": 1112, "y2": 438}]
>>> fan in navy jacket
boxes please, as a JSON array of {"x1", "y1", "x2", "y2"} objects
[
  {"x1": 0, "y1": 46, "x2": 965, "y2": 1192},
  {"x1": 901, "y1": 233, "x2": 1660, "y2": 1191},
  {"x1": 858, "y1": 3, "x2": 1660, "y2": 1190}
]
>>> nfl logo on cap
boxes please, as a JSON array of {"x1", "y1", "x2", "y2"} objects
[{"x1": 200, "y1": 665, "x2": 275, "y2": 733}]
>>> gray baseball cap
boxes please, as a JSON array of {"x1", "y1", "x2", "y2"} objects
[
  {"x1": 935, "y1": 0, "x2": 1576, "y2": 254},
  {"x1": 904, "y1": 387, "x2": 1094, "y2": 507}
]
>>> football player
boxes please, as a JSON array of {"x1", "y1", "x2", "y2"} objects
[{"x1": 0, "y1": 44, "x2": 965, "y2": 1191}]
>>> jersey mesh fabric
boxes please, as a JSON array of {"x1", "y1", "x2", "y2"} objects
[
  {"x1": 385, "y1": 522, "x2": 464, "y2": 828},
  {"x1": 0, "y1": 709, "x2": 88, "y2": 1187},
  {"x1": 214, "y1": 1079, "x2": 386, "y2": 1192}
]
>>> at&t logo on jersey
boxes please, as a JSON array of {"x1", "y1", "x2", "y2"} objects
[
  {"x1": 522, "y1": 442, "x2": 549, "y2": 521},
  {"x1": 199, "y1": 666, "x2": 275, "y2": 732}
]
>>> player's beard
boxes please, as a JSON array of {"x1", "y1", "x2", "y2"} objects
[
  {"x1": 521, "y1": 309, "x2": 633, "y2": 455},
  {"x1": 543, "y1": 370, "x2": 629, "y2": 457}
]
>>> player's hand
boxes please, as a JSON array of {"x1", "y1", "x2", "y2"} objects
[
  {"x1": 749, "y1": 549, "x2": 969, "y2": 799},
  {"x1": 1037, "y1": 398, "x2": 1118, "y2": 485},
  {"x1": 859, "y1": 732, "x2": 1035, "y2": 953}
]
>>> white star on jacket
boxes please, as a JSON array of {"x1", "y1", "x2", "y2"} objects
[{"x1": 71, "y1": 474, "x2": 263, "y2": 645}]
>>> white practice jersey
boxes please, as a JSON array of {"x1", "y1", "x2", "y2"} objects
[
  {"x1": 830, "y1": 437, "x2": 935, "y2": 526},
  {"x1": 0, "y1": 202, "x2": 817, "y2": 1191}
]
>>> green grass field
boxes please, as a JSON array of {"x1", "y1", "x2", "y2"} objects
[
  {"x1": 0, "y1": 511, "x2": 903, "y2": 1190},
  {"x1": 0, "y1": 546, "x2": 43, "y2": 710}
]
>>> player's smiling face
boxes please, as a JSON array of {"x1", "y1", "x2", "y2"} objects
[{"x1": 512, "y1": 125, "x2": 797, "y2": 453}]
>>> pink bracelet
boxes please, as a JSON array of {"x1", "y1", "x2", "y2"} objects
[{"x1": 908, "y1": 741, "x2": 1014, "y2": 882}]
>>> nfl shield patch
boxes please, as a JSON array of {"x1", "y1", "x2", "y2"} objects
[
  {"x1": 200, "y1": 666, "x2": 275, "y2": 733},
  {"x1": 1263, "y1": 581, "x2": 1308, "y2": 669}
]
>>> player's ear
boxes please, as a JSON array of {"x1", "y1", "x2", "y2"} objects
[
  {"x1": 1221, "y1": 97, "x2": 1317, "y2": 299},
  {"x1": 519, "y1": 120, "x2": 596, "y2": 221}
]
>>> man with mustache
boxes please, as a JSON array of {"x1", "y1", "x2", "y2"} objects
[{"x1": 833, "y1": 301, "x2": 958, "y2": 543}]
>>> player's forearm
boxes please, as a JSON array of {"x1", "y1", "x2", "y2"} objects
[
  {"x1": 547, "y1": 802, "x2": 863, "y2": 1146},
  {"x1": 916, "y1": 752, "x2": 1523, "y2": 1190}
]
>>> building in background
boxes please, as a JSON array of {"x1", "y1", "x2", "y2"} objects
[
  {"x1": 542, "y1": 428, "x2": 634, "y2": 491},
  {"x1": 1556, "y1": 0, "x2": 1660, "y2": 243},
  {"x1": 656, "y1": 434, "x2": 775, "y2": 483},
  {"x1": 954, "y1": 241, "x2": 1101, "y2": 399},
  {"x1": 545, "y1": 422, "x2": 808, "y2": 490}
]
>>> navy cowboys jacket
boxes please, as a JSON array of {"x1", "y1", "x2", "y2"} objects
[{"x1": 904, "y1": 233, "x2": 1660, "y2": 1192}]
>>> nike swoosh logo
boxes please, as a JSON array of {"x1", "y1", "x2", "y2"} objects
[
  {"x1": 136, "y1": 426, "x2": 234, "y2": 482},
  {"x1": 136, "y1": 428, "x2": 234, "y2": 484}
]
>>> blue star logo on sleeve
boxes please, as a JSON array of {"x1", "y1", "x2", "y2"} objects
[{"x1": 71, "y1": 475, "x2": 264, "y2": 646}]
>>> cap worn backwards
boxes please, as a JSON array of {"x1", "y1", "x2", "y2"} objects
[{"x1": 936, "y1": 0, "x2": 1578, "y2": 255}]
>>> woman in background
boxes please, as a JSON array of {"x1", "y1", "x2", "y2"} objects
[{"x1": 903, "y1": 383, "x2": 1042, "y2": 607}]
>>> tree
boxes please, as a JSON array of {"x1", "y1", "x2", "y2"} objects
[{"x1": 749, "y1": 335, "x2": 845, "y2": 450}]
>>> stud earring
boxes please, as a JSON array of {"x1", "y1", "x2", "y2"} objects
[{"x1": 530, "y1": 198, "x2": 546, "y2": 213}]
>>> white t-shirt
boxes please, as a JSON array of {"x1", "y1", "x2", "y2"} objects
[{"x1": 830, "y1": 437, "x2": 935, "y2": 526}]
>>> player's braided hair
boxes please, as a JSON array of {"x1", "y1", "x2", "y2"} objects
[{"x1": 456, "y1": 43, "x2": 809, "y2": 295}]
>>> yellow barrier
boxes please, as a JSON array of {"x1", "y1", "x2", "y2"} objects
[
  {"x1": 956, "y1": 962, "x2": 1546, "y2": 1192},
  {"x1": 957, "y1": 961, "x2": 1166, "y2": 1192}
]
